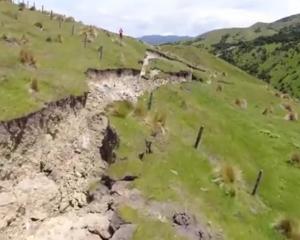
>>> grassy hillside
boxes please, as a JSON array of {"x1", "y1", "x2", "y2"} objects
[
  {"x1": 181, "y1": 14, "x2": 300, "y2": 99},
  {"x1": 108, "y1": 46, "x2": 300, "y2": 240},
  {"x1": 0, "y1": 1, "x2": 147, "y2": 121},
  {"x1": 188, "y1": 14, "x2": 300, "y2": 50}
]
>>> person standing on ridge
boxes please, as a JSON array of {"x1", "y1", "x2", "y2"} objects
[{"x1": 119, "y1": 28, "x2": 123, "y2": 40}]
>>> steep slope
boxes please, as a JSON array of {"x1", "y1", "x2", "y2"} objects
[
  {"x1": 0, "y1": 1, "x2": 147, "y2": 121},
  {"x1": 183, "y1": 14, "x2": 300, "y2": 98},
  {"x1": 108, "y1": 45, "x2": 300, "y2": 240}
]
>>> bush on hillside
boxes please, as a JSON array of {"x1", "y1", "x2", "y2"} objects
[{"x1": 133, "y1": 101, "x2": 147, "y2": 118}]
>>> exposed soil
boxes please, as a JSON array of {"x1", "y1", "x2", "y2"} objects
[{"x1": 0, "y1": 51, "x2": 219, "y2": 240}]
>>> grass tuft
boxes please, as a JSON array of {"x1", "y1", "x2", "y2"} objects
[
  {"x1": 288, "y1": 152, "x2": 300, "y2": 167},
  {"x1": 109, "y1": 100, "x2": 134, "y2": 118},
  {"x1": 285, "y1": 112, "x2": 298, "y2": 121},
  {"x1": 30, "y1": 78, "x2": 39, "y2": 92},
  {"x1": 19, "y1": 49, "x2": 36, "y2": 67},
  {"x1": 235, "y1": 98, "x2": 248, "y2": 109},
  {"x1": 134, "y1": 101, "x2": 147, "y2": 118},
  {"x1": 274, "y1": 217, "x2": 300, "y2": 239}
]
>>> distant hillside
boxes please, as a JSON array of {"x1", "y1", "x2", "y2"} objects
[
  {"x1": 139, "y1": 35, "x2": 192, "y2": 45},
  {"x1": 182, "y1": 13, "x2": 300, "y2": 98}
]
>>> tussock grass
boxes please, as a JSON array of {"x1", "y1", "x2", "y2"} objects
[
  {"x1": 274, "y1": 217, "x2": 300, "y2": 239},
  {"x1": 216, "y1": 84, "x2": 223, "y2": 92},
  {"x1": 109, "y1": 100, "x2": 134, "y2": 118},
  {"x1": 288, "y1": 152, "x2": 300, "y2": 167},
  {"x1": 30, "y1": 78, "x2": 39, "y2": 92},
  {"x1": 262, "y1": 107, "x2": 273, "y2": 115},
  {"x1": 285, "y1": 112, "x2": 298, "y2": 121},
  {"x1": 235, "y1": 98, "x2": 248, "y2": 109},
  {"x1": 19, "y1": 49, "x2": 36, "y2": 67},
  {"x1": 134, "y1": 101, "x2": 147, "y2": 118}
]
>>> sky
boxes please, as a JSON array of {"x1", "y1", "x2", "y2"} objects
[{"x1": 30, "y1": 0, "x2": 300, "y2": 37}]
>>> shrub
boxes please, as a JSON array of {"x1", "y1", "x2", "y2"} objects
[
  {"x1": 30, "y1": 78, "x2": 39, "y2": 92},
  {"x1": 29, "y1": 6, "x2": 36, "y2": 11},
  {"x1": 110, "y1": 100, "x2": 134, "y2": 118},
  {"x1": 19, "y1": 49, "x2": 36, "y2": 67}
]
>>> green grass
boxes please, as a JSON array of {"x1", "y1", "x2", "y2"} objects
[
  {"x1": 119, "y1": 206, "x2": 186, "y2": 240},
  {"x1": 0, "y1": 2, "x2": 146, "y2": 121},
  {"x1": 108, "y1": 48, "x2": 300, "y2": 239}
]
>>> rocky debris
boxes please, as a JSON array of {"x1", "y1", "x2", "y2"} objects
[
  {"x1": 172, "y1": 212, "x2": 215, "y2": 240},
  {"x1": 0, "y1": 51, "x2": 196, "y2": 240},
  {"x1": 173, "y1": 213, "x2": 192, "y2": 227},
  {"x1": 110, "y1": 224, "x2": 137, "y2": 240}
]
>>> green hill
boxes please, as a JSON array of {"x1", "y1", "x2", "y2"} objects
[
  {"x1": 2, "y1": 1, "x2": 300, "y2": 239},
  {"x1": 0, "y1": 1, "x2": 147, "y2": 121},
  {"x1": 182, "y1": 14, "x2": 300, "y2": 98},
  {"x1": 108, "y1": 45, "x2": 300, "y2": 240}
]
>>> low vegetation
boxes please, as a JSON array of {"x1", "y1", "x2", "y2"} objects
[
  {"x1": 0, "y1": 1, "x2": 147, "y2": 121},
  {"x1": 108, "y1": 46, "x2": 300, "y2": 239}
]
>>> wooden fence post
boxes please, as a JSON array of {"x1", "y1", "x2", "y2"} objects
[
  {"x1": 50, "y1": 10, "x2": 53, "y2": 20},
  {"x1": 59, "y1": 18, "x2": 62, "y2": 29},
  {"x1": 84, "y1": 34, "x2": 88, "y2": 48},
  {"x1": 71, "y1": 24, "x2": 75, "y2": 35},
  {"x1": 98, "y1": 46, "x2": 103, "y2": 60},
  {"x1": 194, "y1": 126, "x2": 204, "y2": 149},
  {"x1": 147, "y1": 92, "x2": 153, "y2": 111},
  {"x1": 252, "y1": 170, "x2": 263, "y2": 196}
]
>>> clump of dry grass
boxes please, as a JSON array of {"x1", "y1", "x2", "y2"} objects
[
  {"x1": 19, "y1": 49, "x2": 36, "y2": 67},
  {"x1": 133, "y1": 101, "x2": 147, "y2": 118},
  {"x1": 262, "y1": 107, "x2": 273, "y2": 116},
  {"x1": 283, "y1": 103, "x2": 293, "y2": 112},
  {"x1": 149, "y1": 110, "x2": 167, "y2": 137},
  {"x1": 109, "y1": 100, "x2": 134, "y2": 118},
  {"x1": 235, "y1": 98, "x2": 248, "y2": 109},
  {"x1": 30, "y1": 78, "x2": 39, "y2": 92},
  {"x1": 288, "y1": 153, "x2": 300, "y2": 167},
  {"x1": 20, "y1": 34, "x2": 29, "y2": 45},
  {"x1": 213, "y1": 163, "x2": 242, "y2": 197},
  {"x1": 216, "y1": 85, "x2": 223, "y2": 92},
  {"x1": 285, "y1": 112, "x2": 298, "y2": 121},
  {"x1": 274, "y1": 217, "x2": 300, "y2": 239},
  {"x1": 220, "y1": 164, "x2": 236, "y2": 184},
  {"x1": 57, "y1": 34, "x2": 64, "y2": 43}
]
